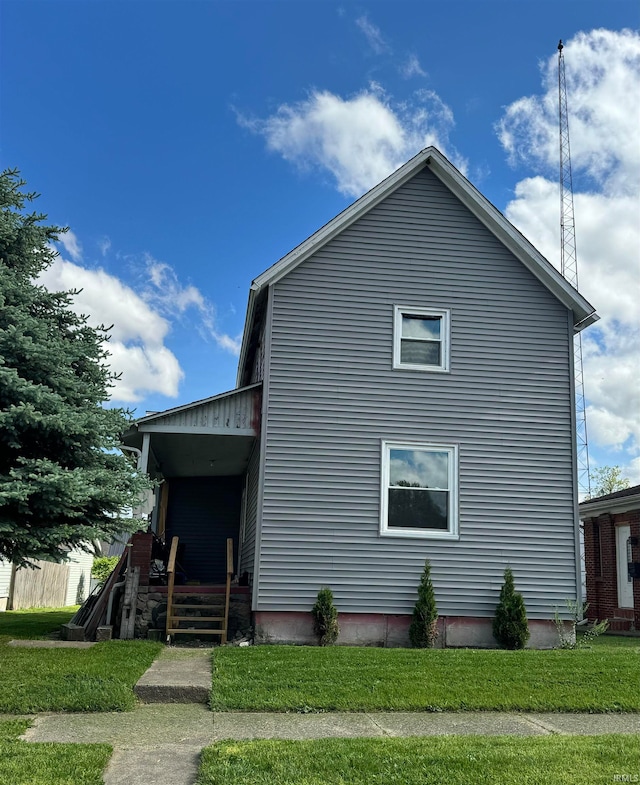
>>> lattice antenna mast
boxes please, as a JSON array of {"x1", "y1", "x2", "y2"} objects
[{"x1": 558, "y1": 39, "x2": 591, "y2": 498}]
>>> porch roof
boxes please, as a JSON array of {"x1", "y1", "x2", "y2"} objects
[
  {"x1": 122, "y1": 383, "x2": 261, "y2": 478},
  {"x1": 579, "y1": 484, "x2": 640, "y2": 518}
]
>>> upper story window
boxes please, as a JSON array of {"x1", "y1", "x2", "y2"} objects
[
  {"x1": 393, "y1": 306, "x2": 450, "y2": 372},
  {"x1": 380, "y1": 441, "x2": 459, "y2": 540}
]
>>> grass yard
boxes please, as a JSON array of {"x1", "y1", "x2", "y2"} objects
[
  {"x1": 0, "y1": 608, "x2": 162, "y2": 712},
  {"x1": 0, "y1": 719, "x2": 111, "y2": 785},
  {"x1": 0, "y1": 606, "x2": 79, "y2": 639},
  {"x1": 198, "y1": 735, "x2": 640, "y2": 785},
  {"x1": 211, "y1": 640, "x2": 640, "y2": 713}
]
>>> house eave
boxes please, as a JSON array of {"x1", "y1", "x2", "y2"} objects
[
  {"x1": 579, "y1": 492, "x2": 640, "y2": 518},
  {"x1": 236, "y1": 286, "x2": 259, "y2": 388},
  {"x1": 252, "y1": 148, "x2": 433, "y2": 290},
  {"x1": 423, "y1": 152, "x2": 598, "y2": 331}
]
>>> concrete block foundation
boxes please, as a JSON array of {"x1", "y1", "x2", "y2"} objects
[{"x1": 254, "y1": 611, "x2": 564, "y2": 649}]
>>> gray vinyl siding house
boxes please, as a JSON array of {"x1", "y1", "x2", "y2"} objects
[{"x1": 124, "y1": 147, "x2": 598, "y2": 647}]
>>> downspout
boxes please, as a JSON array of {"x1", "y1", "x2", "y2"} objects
[
  {"x1": 120, "y1": 445, "x2": 143, "y2": 470},
  {"x1": 106, "y1": 578, "x2": 127, "y2": 625}
]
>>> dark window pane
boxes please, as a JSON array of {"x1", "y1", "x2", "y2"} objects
[
  {"x1": 388, "y1": 489, "x2": 449, "y2": 530},
  {"x1": 400, "y1": 339, "x2": 440, "y2": 366}
]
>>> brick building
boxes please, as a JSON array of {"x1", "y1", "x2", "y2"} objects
[{"x1": 580, "y1": 486, "x2": 640, "y2": 632}]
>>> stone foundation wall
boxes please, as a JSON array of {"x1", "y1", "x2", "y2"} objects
[{"x1": 134, "y1": 586, "x2": 252, "y2": 640}]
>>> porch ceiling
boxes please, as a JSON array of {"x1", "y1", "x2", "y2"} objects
[{"x1": 125, "y1": 431, "x2": 255, "y2": 478}]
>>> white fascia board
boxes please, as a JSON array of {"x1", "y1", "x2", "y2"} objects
[
  {"x1": 579, "y1": 493, "x2": 640, "y2": 518},
  {"x1": 236, "y1": 286, "x2": 258, "y2": 388},
  {"x1": 135, "y1": 382, "x2": 262, "y2": 425},
  {"x1": 425, "y1": 150, "x2": 598, "y2": 330}
]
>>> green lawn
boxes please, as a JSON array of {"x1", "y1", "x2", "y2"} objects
[
  {"x1": 0, "y1": 608, "x2": 162, "y2": 712},
  {"x1": 0, "y1": 719, "x2": 111, "y2": 785},
  {"x1": 0, "y1": 606, "x2": 79, "y2": 639},
  {"x1": 198, "y1": 735, "x2": 640, "y2": 785},
  {"x1": 211, "y1": 641, "x2": 640, "y2": 712}
]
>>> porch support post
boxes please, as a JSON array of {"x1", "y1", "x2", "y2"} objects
[{"x1": 139, "y1": 432, "x2": 151, "y2": 474}]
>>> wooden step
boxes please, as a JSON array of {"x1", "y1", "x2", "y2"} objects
[{"x1": 165, "y1": 535, "x2": 232, "y2": 644}]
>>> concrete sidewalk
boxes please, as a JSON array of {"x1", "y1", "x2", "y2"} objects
[
  {"x1": 19, "y1": 705, "x2": 640, "y2": 746},
  {"x1": 7, "y1": 705, "x2": 638, "y2": 785}
]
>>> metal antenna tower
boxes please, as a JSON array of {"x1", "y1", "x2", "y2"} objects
[{"x1": 558, "y1": 39, "x2": 591, "y2": 498}]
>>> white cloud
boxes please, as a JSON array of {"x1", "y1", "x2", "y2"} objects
[
  {"x1": 623, "y1": 456, "x2": 640, "y2": 486},
  {"x1": 144, "y1": 258, "x2": 207, "y2": 314},
  {"x1": 98, "y1": 236, "x2": 111, "y2": 257},
  {"x1": 497, "y1": 29, "x2": 640, "y2": 195},
  {"x1": 240, "y1": 86, "x2": 462, "y2": 198},
  {"x1": 38, "y1": 250, "x2": 242, "y2": 403},
  {"x1": 38, "y1": 257, "x2": 184, "y2": 403},
  {"x1": 57, "y1": 229, "x2": 82, "y2": 262},
  {"x1": 497, "y1": 28, "x2": 640, "y2": 458},
  {"x1": 583, "y1": 321, "x2": 640, "y2": 453},
  {"x1": 355, "y1": 14, "x2": 390, "y2": 55},
  {"x1": 400, "y1": 54, "x2": 427, "y2": 79},
  {"x1": 142, "y1": 256, "x2": 241, "y2": 355}
]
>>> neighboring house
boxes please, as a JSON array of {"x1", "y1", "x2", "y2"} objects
[
  {"x1": 0, "y1": 548, "x2": 93, "y2": 611},
  {"x1": 123, "y1": 147, "x2": 598, "y2": 648},
  {"x1": 580, "y1": 485, "x2": 640, "y2": 632}
]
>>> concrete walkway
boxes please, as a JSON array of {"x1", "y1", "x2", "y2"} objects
[
  {"x1": 134, "y1": 648, "x2": 212, "y2": 704},
  {"x1": 11, "y1": 705, "x2": 640, "y2": 785},
  {"x1": 21, "y1": 705, "x2": 640, "y2": 745},
  {"x1": 7, "y1": 646, "x2": 640, "y2": 785}
]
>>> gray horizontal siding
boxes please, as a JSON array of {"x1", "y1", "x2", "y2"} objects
[
  {"x1": 250, "y1": 320, "x2": 266, "y2": 384},
  {"x1": 240, "y1": 440, "x2": 259, "y2": 578},
  {"x1": 257, "y1": 165, "x2": 576, "y2": 619}
]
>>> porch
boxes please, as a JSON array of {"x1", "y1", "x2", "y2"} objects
[
  {"x1": 128, "y1": 532, "x2": 252, "y2": 642},
  {"x1": 122, "y1": 382, "x2": 262, "y2": 588},
  {"x1": 59, "y1": 384, "x2": 263, "y2": 643}
]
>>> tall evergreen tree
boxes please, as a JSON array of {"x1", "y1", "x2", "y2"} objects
[{"x1": 0, "y1": 169, "x2": 151, "y2": 566}]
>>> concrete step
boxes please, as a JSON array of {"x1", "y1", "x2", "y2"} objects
[{"x1": 134, "y1": 649, "x2": 212, "y2": 704}]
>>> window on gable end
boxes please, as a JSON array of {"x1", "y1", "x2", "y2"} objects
[
  {"x1": 393, "y1": 306, "x2": 450, "y2": 372},
  {"x1": 380, "y1": 441, "x2": 459, "y2": 540}
]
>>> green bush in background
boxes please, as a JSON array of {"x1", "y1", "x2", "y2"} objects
[{"x1": 91, "y1": 556, "x2": 119, "y2": 586}]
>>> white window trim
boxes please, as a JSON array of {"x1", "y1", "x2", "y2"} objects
[
  {"x1": 393, "y1": 305, "x2": 450, "y2": 372},
  {"x1": 380, "y1": 440, "x2": 459, "y2": 540}
]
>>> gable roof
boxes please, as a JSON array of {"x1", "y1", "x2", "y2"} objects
[{"x1": 237, "y1": 146, "x2": 598, "y2": 385}]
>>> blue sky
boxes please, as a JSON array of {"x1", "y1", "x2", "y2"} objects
[{"x1": 2, "y1": 1, "x2": 639, "y2": 483}]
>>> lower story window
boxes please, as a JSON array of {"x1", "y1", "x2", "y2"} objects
[{"x1": 380, "y1": 441, "x2": 459, "y2": 539}]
